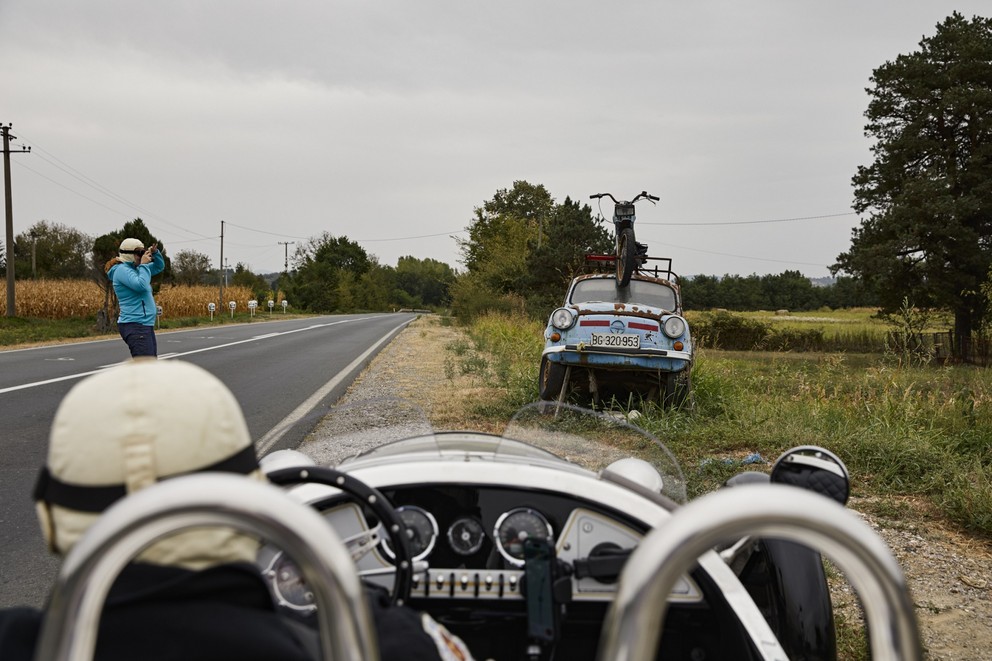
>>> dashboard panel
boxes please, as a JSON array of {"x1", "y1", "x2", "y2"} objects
[{"x1": 258, "y1": 483, "x2": 701, "y2": 610}]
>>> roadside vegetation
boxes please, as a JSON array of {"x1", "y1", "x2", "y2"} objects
[
  {"x1": 448, "y1": 312, "x2": 992, "y2": 539},
  {"x1": 0, "y1": 281, "x2": 283, "y2": 346}
]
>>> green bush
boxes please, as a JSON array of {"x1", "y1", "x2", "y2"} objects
[
  {"x1": 449, "y1": 275, "x2": 525, "y2": 324},
  {"x1": 765, "y1": 327, "x2": 826, "y2": 352},
  {"x1": 692, "y1": 311, "x2": 770, "y2": 350}
]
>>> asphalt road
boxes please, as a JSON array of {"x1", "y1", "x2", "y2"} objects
[{"x1": 0, "y1": 312, "x2": 415, "y2": 608}]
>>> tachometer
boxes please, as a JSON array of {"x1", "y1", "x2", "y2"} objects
[
  {"x1": 447, "y1": 516, "x2": 486, "y2": 556},
  {"x1": 381, "y1": 505, "x2": 438, "y2": 561},
  {"x1": 494, "y1": 507, "x2": 553, "y2": 566}
]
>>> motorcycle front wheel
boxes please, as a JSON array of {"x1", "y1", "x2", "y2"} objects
[{"x1": 616, "y1": 227, "x2": 637, "y2": 287}]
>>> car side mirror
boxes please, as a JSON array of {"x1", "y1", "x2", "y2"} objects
[{"x1": 770, "y1": 445, "x2": 850, "y2": 505}]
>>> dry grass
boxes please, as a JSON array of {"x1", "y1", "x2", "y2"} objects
[
  {"x1": 0, "y1": 279, "x2": 105, "y2": 317},
  {"x1": 340, "y1": 316, "x2": 505, "y2": 434},
  {"x1": 156, "y1": 285, "x2": 264, "y2": 317}
]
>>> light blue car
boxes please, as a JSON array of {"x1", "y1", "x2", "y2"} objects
[{"x1": 540, "y1": 272, "x2": 693, "y2": 408}]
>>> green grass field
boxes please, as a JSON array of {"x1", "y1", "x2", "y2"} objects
[{"x1": 459, "y1": 312, "x2": 992, "y2": 538}]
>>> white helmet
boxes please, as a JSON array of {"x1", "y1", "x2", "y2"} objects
[
  {"x1": 34, "y1": 360, "x2": 264, "y2": 569},
  {"x1": 117, "y1": 237, "x2": 145, "y2": 264}
]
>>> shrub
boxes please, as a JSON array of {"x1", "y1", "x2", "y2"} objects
[{"x1": 693, "y1": 311, "x2": 770, "y2": 350}]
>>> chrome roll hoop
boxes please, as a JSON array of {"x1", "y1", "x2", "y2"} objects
[
  {"x1": 598, "y1": 484, "x2": 922, "y2": 661},
  {"x1": 34, "y1": 474, "x2": 378, "y2": 661}
]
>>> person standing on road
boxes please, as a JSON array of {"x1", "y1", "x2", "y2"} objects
[{"x1": 105, "y1": 238, "x2": 164, "y2": 358}]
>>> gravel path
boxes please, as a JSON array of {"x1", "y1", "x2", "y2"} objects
[{"x1": 305, "y1": 315, "x2": 992, "y2": 660}]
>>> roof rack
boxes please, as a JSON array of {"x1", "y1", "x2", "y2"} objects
[{"x1": 583, "y1": 254, "x2": 680, "y2": 284}]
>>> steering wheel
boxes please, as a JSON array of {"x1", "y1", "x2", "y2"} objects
[{"x1": 266, "y1": 466, "x2": 413, "y2": 605}]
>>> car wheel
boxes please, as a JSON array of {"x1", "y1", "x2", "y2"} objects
[{"x1": 539, "y1": 357, "x2": 567, "y2": 400}]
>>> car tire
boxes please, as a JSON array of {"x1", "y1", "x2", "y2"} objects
[
  {"x1": 539, "y1": 357, "x2": 567, "y2": 400},
  {"x1": 663, "y1": 369, "x2": 691, "y2": 409}
]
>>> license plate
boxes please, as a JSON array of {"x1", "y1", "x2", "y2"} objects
[{"x1": 590, "y1": 332, "x2": 640, "y2": 349}]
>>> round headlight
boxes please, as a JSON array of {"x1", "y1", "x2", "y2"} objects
[
  {"x1": 663, "y1": 316, "x2": 686, "y2": 339},
  {"x1": 551, "y1": 308, "x2": 576, "y2": 330}
]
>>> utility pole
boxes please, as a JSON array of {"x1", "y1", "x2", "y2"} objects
[
  {"x1": 278, "y1": 241, "x2": 295, "y2": 272},
  {"x1": 30, "y1": 229, "x2": 38, "y2": 278},
  {"x1": 277, "y1": 241, "x2": 294, "y2": 300},
  {"x1": 3, "y1": 123, "x2": 31, "y2": 318},
  {"x1": 218, "y1": 220, "x2": 225, "y2": 309}
]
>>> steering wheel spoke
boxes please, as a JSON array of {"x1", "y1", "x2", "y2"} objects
[{"x1": 341, "y1": 523, "x2": 383, "y2": 562}]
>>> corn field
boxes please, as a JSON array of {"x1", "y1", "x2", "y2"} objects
[{"x1": 0, "y1": 280, "x2": 281, "y2": 319}]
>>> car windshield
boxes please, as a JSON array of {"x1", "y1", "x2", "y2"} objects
[{"x1": 569, "y1": 278, "x2": 677, "y2": 311}]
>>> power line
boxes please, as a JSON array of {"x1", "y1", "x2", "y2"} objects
[
  {"x1": 14, "y1": 160, "x2": 131, "y2": 216},
  {"x1": 654, "y1": 239, "x2": 830, "y2": 268},
  {"x1": 15, "y1": 132, "x2": 215, "y2": 240},
  {"x1": 639, "y1": 212, "x2": 856, "y2": 227},
  {"x1": 224, "y1": 221, "x2": 311, "y2": 240}
]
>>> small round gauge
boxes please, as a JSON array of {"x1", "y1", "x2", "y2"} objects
[
  {"x1": 494, "y1": 507, "x2": 553, "y2": 566},
  {"x1": 267, "y1": 552, "x2": 316, "y2": 612},
  {"x1": 447, "y1": 516, "x2": 486, "y2": 556},
  {"x1": 381, "y1": 505, "x2": 438, "y2": 561}
]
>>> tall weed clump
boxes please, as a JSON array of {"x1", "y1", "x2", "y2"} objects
[
  {"x1": 456, "y1": 313, "x2": 545, "y2": 415},
  {"x1": 449, "y1": 275, "x2": 526, "y2": 324},
  {"x1": 695, "y1": 355, "x2": 992, "y2": 534},
  {"x1": 692, "y1": 311, "x2": 771, "y2": 350}
]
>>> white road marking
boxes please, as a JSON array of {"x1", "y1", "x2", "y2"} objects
[
  {"x1": 255, "y1": 318, "x2": 413, "y2": 455},
  {"x1": 0, "y1": 317, "x2": 376, "y2": 395}
]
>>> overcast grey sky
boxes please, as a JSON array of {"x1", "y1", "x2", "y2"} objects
[{"x1": 1, "y1": 1, "x2": 988, "y2": 277}]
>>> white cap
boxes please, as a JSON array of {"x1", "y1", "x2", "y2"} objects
[
  {"x1": 36, "y1": 360, "x2": 264, "y2": 569},
  {"x1": 118, "y1": 237, "x2": 145, "y2": 264}
]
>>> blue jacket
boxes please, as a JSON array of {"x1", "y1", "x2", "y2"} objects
[{"x1": 108, "y1": 252, "x2": 165, "y2": 325}]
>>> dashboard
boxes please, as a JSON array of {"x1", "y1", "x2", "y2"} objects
[{"x1": 258, "y1": 483, "x2": 701, "y2": 611}]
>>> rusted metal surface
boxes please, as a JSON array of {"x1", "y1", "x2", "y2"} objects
[{"x1": 572, "y1": 305, "x2": 667, "y2": 322}]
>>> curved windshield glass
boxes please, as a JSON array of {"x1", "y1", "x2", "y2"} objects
[
  {"x1": 570, "y1": 278, "x2": 677, "y2": 311},
  {"x1": 501, "y1": 402, "x2": 686, "y2": 504},
  {"x1": 297, "y1": 398, "x2": 435, "y2": 466},
  {"x1": 301, "y1": 399, "x2": 686, "y2": 504}
]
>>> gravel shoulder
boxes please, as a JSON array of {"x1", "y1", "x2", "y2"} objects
[{"x1": 321, "y1": 315, "x2": 992, "y2": 660}]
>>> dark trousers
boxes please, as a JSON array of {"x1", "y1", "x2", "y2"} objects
[{"x1": 119, "y1": 323, "x2": 157, "y2": 358}]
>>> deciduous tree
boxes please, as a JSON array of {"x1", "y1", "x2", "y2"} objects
[
  {"x1": 282, "y1": 232, "x2": 371, "y2": 312},
  {"x1": 395, "y1": 256, "x2": 457, "y2": 308},
  {"x1": 13, "y1": 220, "x2": 92, "y2": 279},
  {"x1": 172, "y1": 249, "x2": 213, "y2": 286}
]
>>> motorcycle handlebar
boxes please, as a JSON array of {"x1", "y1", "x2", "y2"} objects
[{"x1": 590, "y1": 192, "x2": 658, "y2": 205}]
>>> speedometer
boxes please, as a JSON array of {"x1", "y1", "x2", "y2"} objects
[
  {"x1": 494, "y1": 507, "x2": 553, "y2": 566},
  {"x1": 381, "y1": 505, "x2": 438, "y2": 561}
]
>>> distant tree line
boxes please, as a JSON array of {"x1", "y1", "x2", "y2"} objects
[
  {"x1": 680, "y1": 271, "x2": 878, "y2": 312},
  {"x1": 6, "y1": 218, "x2": 456, "y2": 319}
]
